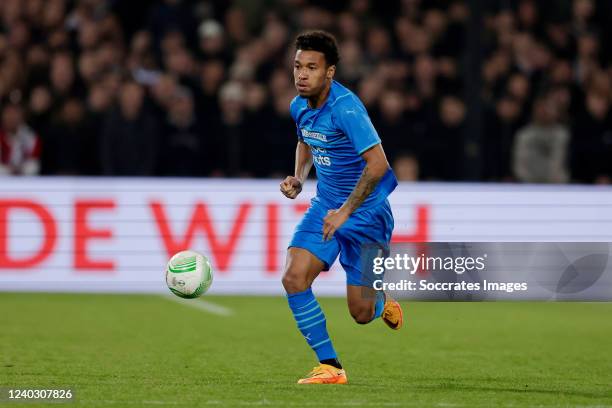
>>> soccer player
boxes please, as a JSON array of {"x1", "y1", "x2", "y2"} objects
[{"x1": 280, "y1": 31, "x2": 403, "y2": 385}]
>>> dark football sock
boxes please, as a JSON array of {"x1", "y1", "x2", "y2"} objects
[{"x1": 320, "y1": 358, "x2": 342, "y2": 369}]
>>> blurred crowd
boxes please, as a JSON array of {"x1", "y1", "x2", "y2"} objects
[{"x1": 0, "y1": 0, "x2": 610, "y2": 183}]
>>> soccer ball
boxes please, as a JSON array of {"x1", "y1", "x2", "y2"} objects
[{"x1": 165, "y1": 250, "x2": 213, "y2": 299}]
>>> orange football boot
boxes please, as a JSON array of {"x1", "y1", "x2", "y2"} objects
[
  {"x1": 381, "y1": 295, "x2": 403, "y2": 330},
  {"x1": 297, "y1": 364, "x2": 348, "y2": 384}
]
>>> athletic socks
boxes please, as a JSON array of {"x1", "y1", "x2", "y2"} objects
[
  {"x1": 287, "y1": 288, "x2": 385, "y2": 366},
  {"x1": 320, "y1": 358, "x2": 342, "y2": 369},
  {"x1": 287, "y1": 288, "x2": 338, "y2": 362}
]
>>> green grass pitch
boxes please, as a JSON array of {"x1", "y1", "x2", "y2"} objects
[{"x1": 1, "y1": 293, "x2": 611, "y2": 407}]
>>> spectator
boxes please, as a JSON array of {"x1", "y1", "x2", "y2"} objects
[
  {"x1": 49, "y1": 52, "x2": 79, "y2": 103},
  {"x1": 0, "y1": 103, "x2": 41, "y2": 175},
  {"x1": 82, "y1": 83, "x2": 114, "y2": 175},
  {"x1": 100, "y1": 81, "x2": 160, "y2": 175},
  {"x1": 27, "y1": 86, "x2": 53, "y2": 136},
  {"x1": 393, "y1": 153, "x2": 420, "y2": 182},
  {"x1": 425, "y1": 95, "x2": 467, "y2": 180},
  {"x1": 571, "y1": 90, "x2": 612, "y2": 183},
  {"x1": 197, "y1": 20, "x2": 228, "y2": 62},
  {"x1": 244, "y1": 87, "x2": 296, "y2": 177},
  {"x1": 147, "y1": 0, "x2": 198, "y2": 52},
  {"x1": 513, "y1": 95, "x2": 570, "y2": 183},
  {"x1": 160, "y1": 87, "x2": 206, "y2": 176},
  {"x1": 372, "y1": 89, "x2": 412, "y2": 166},
  {"x1": 484, "y1": 97, "x2": 523, "y2": 181},
  {"x1": 211, "y1": 81, "x2": 246, "y2": 176},
  {"x1": 42, "y1": 98, "x2": 97, "y2": 175}
]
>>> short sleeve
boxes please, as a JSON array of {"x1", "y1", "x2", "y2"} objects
[{"x1": 334, "y1": 96, "x2": 381, "y2": 154}]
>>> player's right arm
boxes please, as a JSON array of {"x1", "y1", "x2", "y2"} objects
[{"x1": 280, "y1": 140, "x2": 312, "y2": 199}]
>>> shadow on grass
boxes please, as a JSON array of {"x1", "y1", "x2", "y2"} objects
[{"x1": 346, "y1": 382, "x2": 611, "y2": 400}]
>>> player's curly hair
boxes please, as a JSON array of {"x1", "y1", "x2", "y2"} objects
[{"x1": 295, "y1": 30, "x2": 340, "y2": 67}]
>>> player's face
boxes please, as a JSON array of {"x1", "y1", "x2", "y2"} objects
[{"x1": 293, "y1": 50, "x2": 334, "y2": 98}]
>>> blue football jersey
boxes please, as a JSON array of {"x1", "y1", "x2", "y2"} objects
[{"x1": 290, "y1": 80, "x2": 398, "y2": 211}]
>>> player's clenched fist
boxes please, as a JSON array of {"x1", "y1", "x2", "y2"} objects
[
  {"x1": 280, "y1": 176, "x2": 303, "y2": 199},
  {"x1": 323, "y1": 209, "x2": 349, "y2": 241}
]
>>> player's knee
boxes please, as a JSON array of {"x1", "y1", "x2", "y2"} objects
[
  {"x1": 350, "y1": 306, "x2": 374, "y2": 325},
  {"x1": 282, "y1": 270, "x2": 309, "y2": 294}
]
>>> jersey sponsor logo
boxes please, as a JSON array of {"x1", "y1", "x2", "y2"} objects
[
  {"x1": 301, "y1": 129, "x2": 328, "y2": 142},
  {"x1": 310, "y1": 143, "x2": 331, "y2": 166},
  {"x1": 313, "y1": 155, "x2": 331, "y2": 166}
]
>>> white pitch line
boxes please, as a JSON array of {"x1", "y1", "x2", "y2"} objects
[{"x1": 160, "y1": 295, "x2": 234, "y2": 316}]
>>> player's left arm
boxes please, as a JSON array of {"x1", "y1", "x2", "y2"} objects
[{"x1": 322, "y1": 144, "x2": 389, "y2": 241}]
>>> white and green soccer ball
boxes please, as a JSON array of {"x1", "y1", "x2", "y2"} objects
[{"x1": 165, "y1": 250, "x2": 213, "y2": 299}]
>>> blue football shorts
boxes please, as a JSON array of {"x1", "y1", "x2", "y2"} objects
[{"x1": 289, "y1": 199, "x2": 394, "y2": 286}]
